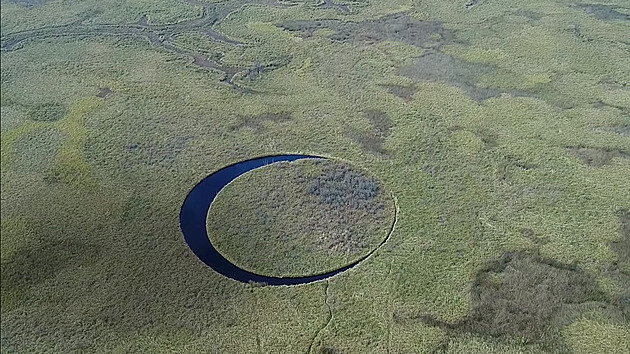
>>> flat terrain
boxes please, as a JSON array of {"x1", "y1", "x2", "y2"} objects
[{"x1": 1, "y1": 0, "x2": 629, "y2": 353}]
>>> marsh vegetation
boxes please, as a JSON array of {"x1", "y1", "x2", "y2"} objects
[{"x1": 1, "y1": 0, "x2": 629, "y2": 352}]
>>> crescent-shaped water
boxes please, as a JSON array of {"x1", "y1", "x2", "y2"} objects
[{"x1": 179, "y1": 155, "x2": 394, "y2": 285}]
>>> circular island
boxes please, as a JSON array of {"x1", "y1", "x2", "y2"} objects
[
  {"x1": 209, "y1": 158, "x2": 395, "y2": 278},
  {"x1": 180, "y1": 155, "x2": 396, "y2": 285}
]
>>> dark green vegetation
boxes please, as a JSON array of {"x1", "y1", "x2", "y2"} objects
[
  {"x1": 208, "y1": 159, "x2": 395, "y2": 277},
  {"x1": 27, "y1": 102, "x2": 67, "y2": 122},
  {"x1": 411, "y1": 252, "x2": 623, "y2": 352},
  {"x1": 567, "y1": 146, "x2": 630, "y2": 167},
  {"x1": 1, "y1": 0, "x2": 630, "y2": 352},
  {"x1": 579, "y1": 4, "x2": 630, "y2": 22},
  {"x1": 345, "y1": 109, "x2": 393, "y2": 155},
  {"x1": 1, "y1": 236, "x2": 101, "y2": 313},
  {"x1": 278, "y1": 13, "x2": 451, "y2": 48},
  {"x1": 610, "y1": 210, "x2": 630, "y2": 320}
]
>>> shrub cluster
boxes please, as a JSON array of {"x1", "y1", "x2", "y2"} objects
[{"x1": 308, "y1": 163, "x2": 381, "y2": 210}]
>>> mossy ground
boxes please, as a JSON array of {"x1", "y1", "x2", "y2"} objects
[
  {"x1": 1, "y1": 0, "x2": 629, "y2": 352},
  {"x1": 208, "y1": 159, "x2": 395, "y2": 277}
]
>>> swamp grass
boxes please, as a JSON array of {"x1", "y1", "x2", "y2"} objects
[{"x1": 1, "y1": 0, "x2": 630, "y2": 352}]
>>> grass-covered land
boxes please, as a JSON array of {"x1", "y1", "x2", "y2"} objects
[
  {"x1": 208, "y1": 159, "x2": 395, "y2": 277},
  {"x1": 1, "y1": 0, "x2": 629, "y2": 352}
]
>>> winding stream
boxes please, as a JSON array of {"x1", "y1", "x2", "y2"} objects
[
  {"x1": 179, "y1": 155, "x2": 396, "y2": 285},
  {"x1": 1, "y1": 0, "x2": 257, "y2": 88}
]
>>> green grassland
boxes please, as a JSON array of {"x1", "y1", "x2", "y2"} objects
[
  {"x1": 208, "y1": 159, "x2": 396, "y2": 277},
  {"x1": 1, "y1": 0, "x2": 629, "y2": 352}
]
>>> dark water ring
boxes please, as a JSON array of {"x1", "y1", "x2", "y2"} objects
[{"x1": 179, "y1": 154, "x2": 395, "y2": 285}]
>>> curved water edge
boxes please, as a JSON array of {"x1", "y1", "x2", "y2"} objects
[{"x1": 179, "y1": 154, "x2": 397, "y2": 286}]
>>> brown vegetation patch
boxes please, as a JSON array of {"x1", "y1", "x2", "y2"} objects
[
  {"x1": 567, "y1": 146, "x2": 630, "y2": 167},
  {"x1": 308, "y1": 162, "x2": 382, "y2": 211},
  {"x1": 319, "y1": 346, "x2": 343, "y2": 354},
  {"x1": 345, "y1": 127, "x2": 387, "y2": 155},
  {"x1": 474, "y1": 129, "x2": 498, "y2": 149},
  {"x1": 520, "y1": 228, "x2": 548, "y2": 245},
  {"x1": 279, "y1": 13, "x2": 451, "y2": 49},
  {"x1": 330, "y1": 13, "x2": 450, "y2": 48},
  {"x1": 402, "y1": 252, "x2": 610, "y2": 351},
  {"x1": 366, "y1": 109, "x2": 392, "y2": 136},
  {"x1": 278, "y1": 20, "x2": 328, "y2": 37},
  {"x1": 232, "y1": 112, "x2": 291, "y2": 134},
  {"x1": 300, "y1": 161, "x2": 390, "y2": 254}
]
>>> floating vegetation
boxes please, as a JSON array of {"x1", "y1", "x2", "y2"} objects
[
  {"x1": 384, "y1": 84, "x2": 418, "y2": 101},
  {"x1": 208, "y1": 159, "x2": 394, "y2": 277}
]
